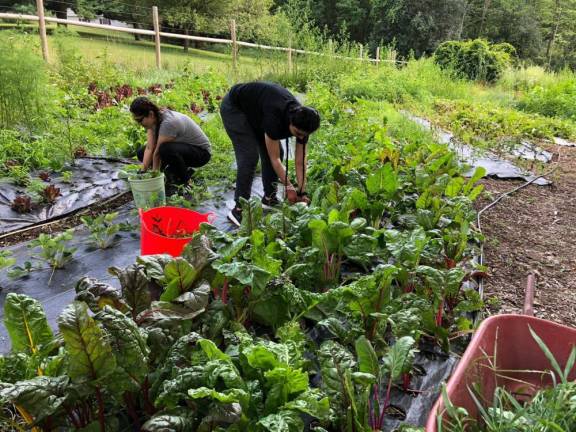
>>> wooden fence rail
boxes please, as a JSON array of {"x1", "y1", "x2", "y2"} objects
[{"x1": 0, "y1": 9, "x2": 404, "y2": 68}]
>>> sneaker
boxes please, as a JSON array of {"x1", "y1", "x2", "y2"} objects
[
  {"x1": 261, "y1": 195, "x2": 280, "y2": 210},
  {"x1": 182, "y1": 167, "x2": 195, "y2": 184},
  {"x1": 165, "y1": 184, "x2": 179, "y2": 197},
  {"x1": 227, "y1": 207, "x2": 242, "y2": 227}
]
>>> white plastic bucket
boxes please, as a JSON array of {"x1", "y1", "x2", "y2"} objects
[{"x1": 128, "y1": 173, "x2": 166, "y2": 209}]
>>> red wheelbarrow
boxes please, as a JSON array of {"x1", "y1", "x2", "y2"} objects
[{"x1": 426, "y1": 314, "x2": 576, "y2": 431}]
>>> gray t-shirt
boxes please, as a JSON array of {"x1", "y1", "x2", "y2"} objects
[{"x1": 156, "y1": 109, "x2": 211, "y2": 153}]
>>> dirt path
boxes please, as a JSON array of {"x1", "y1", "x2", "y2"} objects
[{"x1": 478, "y1": 144, "x2": 576, "y2": 326}]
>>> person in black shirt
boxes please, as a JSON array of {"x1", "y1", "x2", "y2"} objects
[{"x1": 220, "y1": 81, "x2": 321, "y2": 226}]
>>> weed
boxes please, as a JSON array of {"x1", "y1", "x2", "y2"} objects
[
  {"x1": 0, "y1": 32, "x2": 53, "y2": 131},
  {"x1": 61, "y1": 171, "x2": 73, "y2": 183},
  {"x1": 7, "y1": 165, "x2": 30, "y2": 187}
]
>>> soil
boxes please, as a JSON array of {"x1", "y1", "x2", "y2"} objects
[
  {"x1": 477, "y1": 144, "x2": 576, "y2": 326},
  {"x1": 0, "y1": 192, "x2": 133, "y2": 248}
]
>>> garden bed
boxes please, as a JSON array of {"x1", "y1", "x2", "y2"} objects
[
  {"x1": 0, "y1": 157, "x2": 130, "y2": 234},
  {"x1": 404, "y1": 114, "x2": 552, "y2": 186}
]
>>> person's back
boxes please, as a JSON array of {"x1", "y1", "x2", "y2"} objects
[
  {"x1": 157, "y1": 109, "x2": 211, "y2": 153},
  {"x1": 228, "y1": 82, "x2": 300, "y2": 141},
  {"x1": 130, "y1": 97, "x2": 212, "y2": 187}
]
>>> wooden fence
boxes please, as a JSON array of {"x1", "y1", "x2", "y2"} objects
[{"x1": 0, "y1": 0, "x2": 401, "y2": 69}]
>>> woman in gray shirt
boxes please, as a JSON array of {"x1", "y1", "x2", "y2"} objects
[{"x1": 130, "y1": 97, "x2": 211, "y2": 185}]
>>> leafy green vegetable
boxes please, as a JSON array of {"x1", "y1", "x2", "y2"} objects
[
  {"x1": 74, "y1": 277, "x2": 129, "y2": 313},
  {"x1": 57, "y1": 301, "x2": 116, "y2": 382},
  {"x1": 4, "y1": 293, "x2": 53, "y2": 355}
]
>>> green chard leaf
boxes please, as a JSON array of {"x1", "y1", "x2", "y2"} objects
[
  {"x1": 141, "y1": 410, "x2": 195, "y2": 432},
  {"x1": 318, "y1": 340, "x2": 356, "y2": 403},
  {"x1": 383, "y1": 336, "x2": 417, "y2": 381},
  {"x1": 366, "y1": 162, "x2": 398, "y2": 197},
  {"x1": 74, "y1": 277, "x2": 129, "y2": 313},
  {"x1": 188, "y1": 386, "x2": 249, "y2": 405},
  {"x1": 0, "y1": 375, "x2": 69, "y2": 424},
  {"x1": 136, "y1": 301, "x2": 206, "y2": 329},
  {"x1": 4, "y1": 293, "x2": 53, "y2": 355},
  {"x1": 109, "y1": 264, "x2": 152, "y2": 319},
  {"x1": 95, "y1": 306, "x2": 149, "y2": 390},
  {"x1": 258, "y1": 410, "x2": 304, "y2": 432},
  {"x1": 181, "y1": 233, "x2": 218, "y2": 273},
  {"x1": 161, "y1": 257, "x2": 198, "y2": 302},
  {"x1": 57, "y1": 301, "x2": 116, "y2": 382},
  {"x1": 212, "y1": 261, "x2": 272, "y2": 296},
  {"x1": 172, "y1": 281, "x2": 210, "y2": 311},
  {"x1": 355, "y1": 336, "x2": 379, "y2": 377},
  {"x1": 283, "y1": 388, "x2": 331, "y2": 420},
  {"x1": 135, "y1": 254, "x2": 173, "y2": 281}
]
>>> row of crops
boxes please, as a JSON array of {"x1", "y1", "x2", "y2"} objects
[{"x1": 0, "y1": 76, "x2": 486, "y2": 431}]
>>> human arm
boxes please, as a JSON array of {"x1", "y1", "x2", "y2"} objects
[
  {"x1": 151, "y1": 134, "x2": 176, "y2": 171},
  {"x1": 265, "y1": 134, "x2": 298, "y2": 203},
  {"x1": 141, "y1": 129, "x2": 156, "y2": 171},
  {"x1": 295, "y1": 142, "x2": 307, "y2": 195}
]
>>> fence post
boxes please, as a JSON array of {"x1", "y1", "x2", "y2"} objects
[
  {"x1": 376, "y1": 46, "x2": 380, "y2": 66},
  {"x1": 152, "y1": 6, "x2": 161, "y2": 69},
  {"x1": 359, "y1": 44, "x2": 363, "y2": 60},
  {"x1": 36, "y1": 0, "x2": 49, "y2": 62},
  {"x1": 287, "y1": 37, "x2": 293, "y2": 74},
  {"x1": 230, "y1": 19, "x2": 238, "y2": 70}
]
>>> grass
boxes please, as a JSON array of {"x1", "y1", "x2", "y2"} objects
[{"x1": 1, "y1": 23, "x2": 292, "y2": 78}]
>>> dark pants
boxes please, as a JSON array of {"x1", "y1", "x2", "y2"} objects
[
  {"x1": 137, "y1": 142, "x2": 211, "y2": 185},
  {"x1": 220, "y1": 94, "x2": 283, "y2": 204}
]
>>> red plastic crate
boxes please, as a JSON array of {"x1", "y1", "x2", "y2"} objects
[
  {"x1": 426, "y1": 314, "x2": 576, "y2": 431},
  {"x1": 139, "y1": 206, "x2": 214, "y2": 257}
]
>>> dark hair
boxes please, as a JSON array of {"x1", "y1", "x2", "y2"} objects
[
  {"x1": 130, "y1": 97, "x2": 163, "y2": 140},
  {"x1": 289, "y1": 106, "x2": 321, "y2": 134}
]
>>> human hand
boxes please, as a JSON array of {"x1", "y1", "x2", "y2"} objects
[
  {"x1": 286, "y1": 188, "x2": 298, "y2": 204},
  {"x1": 297, "y1": 191, "x2": 310, "y2": 205}
]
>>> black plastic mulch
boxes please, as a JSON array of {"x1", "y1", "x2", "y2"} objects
[
  {"x1": 405, "y1": 114, "x2": 552, "y2": 186},
  {"x1": 0, "y1": 157, "x2": 131, "y2": 234}
]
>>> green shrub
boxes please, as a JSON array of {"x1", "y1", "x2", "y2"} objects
[
  {"x1": 338, "y1": 58, "x2": 472, "y2": 108},
  {"x1": 0, "y1": 32, "x2": 53, "y2": 131},
  {"x1": 434, "y1": 39, "x2": 515, "y2": 83},
  {"x1": 517, "y1": 71, "x2": 576, "y2": 120}
]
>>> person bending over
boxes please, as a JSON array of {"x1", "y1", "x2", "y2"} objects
[
  {"x1": 130, "y1": 97, "x2": 211, "y2": 187},
  {"x1": 220, "y1": 81, "x2": 320, "y2": 226}
]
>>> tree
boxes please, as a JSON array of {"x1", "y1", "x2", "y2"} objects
[
  {"x1": 370, "y1": 0, "x2": 469, "y2": 57},
  {"x1": 159, "y1": 0, "x2": 228, "y2": 51}
]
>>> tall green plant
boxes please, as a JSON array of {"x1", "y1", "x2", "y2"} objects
[{"x1": 0, "y1": 32, "x2": 52, "y2": 131}]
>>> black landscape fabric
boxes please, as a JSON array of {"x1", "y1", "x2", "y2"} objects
[{"x1": 0, "y1": 157, "x2": 130, "y2": 234}]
